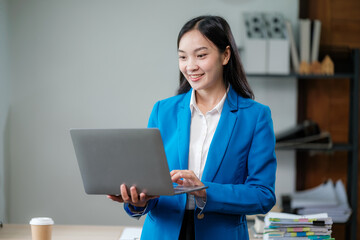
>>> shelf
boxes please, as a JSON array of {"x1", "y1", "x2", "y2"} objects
[
  {"x1": 246, "y1": 49, "x2": 358, "y2": 239},
  {"x1": 276, "y1": 143, "x2": 353, "y2": 151},
  {"x1": 246, "y1": 73, "x2": 354, "y2": 79}
]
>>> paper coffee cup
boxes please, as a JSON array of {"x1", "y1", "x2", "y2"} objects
[{"x1": 29, "y1": 217, "x2": 54, "y2": 240}]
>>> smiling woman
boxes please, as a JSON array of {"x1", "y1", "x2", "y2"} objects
[
  {"x1": 177, "y1": 30, "x2": 230, "y2": 112},
  {"x1": 108, "y1": 15, "x2": 277, "y2": 240},
  {"x1": 176, "y1": 16, "x2": 254, "y2": 100}
]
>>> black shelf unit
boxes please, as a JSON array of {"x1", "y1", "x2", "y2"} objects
[
  {"x1": 247, "y1": 49, "x2": 359, "y2": 240},
  {"x1": 247, "y1": 73, "x2": 354, "y2": 79},
  {"x1": 275, "y1": 143, "x2": 353, "y2": 152}
]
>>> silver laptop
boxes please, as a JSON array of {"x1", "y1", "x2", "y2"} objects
[{"x1": 70, "y1": 128, "x2": 207, "y2": 196}]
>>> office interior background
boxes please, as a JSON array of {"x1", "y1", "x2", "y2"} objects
[{"x1": 0, "y1": 0, "x2": 359, "y2": 238}]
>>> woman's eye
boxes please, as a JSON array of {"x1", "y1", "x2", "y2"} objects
[
  {"x1": 197, "y1": 54, "x2": 207, "y2": 58},
  {"x1": 179, "y1": 56, "x2": 186, "y2": 60}
]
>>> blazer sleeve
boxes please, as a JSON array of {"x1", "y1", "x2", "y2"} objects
[
  {"x1": 202, "y1": 106, "x2": 277, "y2": 215},
  {"x1": 123, "y1": 101, "x2": 160, "y2": 218}
]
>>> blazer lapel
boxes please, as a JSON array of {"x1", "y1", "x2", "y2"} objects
[
  {"x1": 201, "y1": 87, "x2": 238, "y2": 182},
  {"x1": 177, "y1": 90, "x2": 192, "y2": 170}
]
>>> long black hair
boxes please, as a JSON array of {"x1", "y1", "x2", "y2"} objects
[{"x1": 177, "y1": 15, "x2": 254, "y2": 99}]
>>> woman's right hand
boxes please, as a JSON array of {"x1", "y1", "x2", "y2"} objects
[{"x1": 107, "y1": 184, "x2": 158, "y2": 208}]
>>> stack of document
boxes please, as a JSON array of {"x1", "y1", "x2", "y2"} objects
[
  {"x1": 248, "y1": 215, "x2": 266, "y2": 238},
  {"x1": 264, "y1": 212, "x2": 334, "y2": 240},
  {"x1": 119, "y1": 227, "x2": 142, "y2": 240},
  {"x1": 289, "y1": 180, "x2": 352, "y2": 223}
]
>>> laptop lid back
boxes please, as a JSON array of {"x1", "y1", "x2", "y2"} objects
[{"x1": 70, "y1": 128, "x2": 175, "y2": 196}]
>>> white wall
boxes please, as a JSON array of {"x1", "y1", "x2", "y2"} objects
[
  {"x1": 0, "y1": 0, "x2": 9, "y2": 223},
  {"x1": 7, "y1": 0, "x2": 298, "y2": 225}
]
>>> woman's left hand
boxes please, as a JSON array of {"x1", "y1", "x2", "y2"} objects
[{"x1": 170, "y1": 170, "x2": 207, "y2": 199}]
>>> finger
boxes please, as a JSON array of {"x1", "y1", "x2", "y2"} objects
[
  {"x1": 170, "y1": 170, "x2": 180, "y2": 177},
  {"x1": 121, "y1": 184, "x2": 130, "y2": 202},
  {"x1": 178, "y1": 172, "x2": 204, "y2": 187},
  {"x1": 139, "y1": 192, "x2": 146, "y2": 202},
  {"x1": 172, "y1": 178, "x2": 184, "y2": 185},
  {"x1": 107, "y1": 194, "x2": 117, "y2": 200},
  {"x1": 107, "y1": 195, "x2": 124, "y2": 203},
  {"x1": 171, "y1": 171, "x2": 184, "y2": 183},
  {"x1": 172, "y1": 171, "x2": 195, "y2": 185},
  {"x1": 172, "y1": 174, "x2": 184, "y2": 185},
  {"x1": 130, "y1": 186, "x2": 139, "y2": 203},
  {"x1": 107, "y1": 195, "x2": 115, "y2": 201},
  {"x1": 176, "y1": 179, "x2": 184, "y2": 185},
  {"x1": 178, "y1": 171, "x2": 200, "y2": 183}
]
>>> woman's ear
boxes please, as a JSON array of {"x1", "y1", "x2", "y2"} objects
[{"x1": 222, "y1": 46, "x2": 231, "y2": 65}]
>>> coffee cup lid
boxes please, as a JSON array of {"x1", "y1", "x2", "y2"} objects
[{"x1": 29, "y1": 217, "x2": 54, "y2": 225}]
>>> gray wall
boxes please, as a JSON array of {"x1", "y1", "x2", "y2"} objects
[
  {"x1": 5, "y1": 0, "x2": 298, "y2": 226},
  {"x1": 0, "y1": 0, "x2": 9, "y2": 223}
]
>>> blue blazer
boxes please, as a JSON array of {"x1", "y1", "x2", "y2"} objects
[{"x1": 125, "y1": 86, "x2": 277, "y2": 240}]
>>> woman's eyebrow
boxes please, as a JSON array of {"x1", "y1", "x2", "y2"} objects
[
  {"x1": 178, "y1": 47, "x2": 208, "y2": 53},
  {"x1": 194, "y1": 47, "x2": 208, "y2": 52}
]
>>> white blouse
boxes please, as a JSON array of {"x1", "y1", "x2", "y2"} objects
[{"x1": 186, "y1": 89, "x2": 227, "y2": 210}]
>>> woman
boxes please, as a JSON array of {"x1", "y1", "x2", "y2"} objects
[{"x1": 108, "y1": 15, "x2": 277, "y2": 240}]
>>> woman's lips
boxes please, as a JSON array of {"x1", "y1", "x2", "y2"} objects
[{"x1": 188, "y1": 73, "x2": 204, "y2": 81}]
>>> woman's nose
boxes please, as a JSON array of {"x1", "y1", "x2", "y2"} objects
[{"x1": 186, "y1": 59, "x2": 199, "y2": 72}]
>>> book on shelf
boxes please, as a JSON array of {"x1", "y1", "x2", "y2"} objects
[
  {"x1": 310, "y1": 20, "x2": 322, "y2": 63},
  {"x1": 295, "y1": 18, "x2": 325, "y2": 75},
  {"x1": 285, "y1": 20, "x2": 299, "y2": 72},
  {"x1": 299, "y1": 19, "x2": 311, "y2": 64}
]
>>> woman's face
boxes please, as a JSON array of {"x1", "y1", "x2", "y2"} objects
[{"x1": 178, "y1": 30, "x2": 230, "y2": 93}]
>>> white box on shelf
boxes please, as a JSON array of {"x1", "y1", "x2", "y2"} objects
[
  {"x1": 267, "y1": 39, "x2": 289, "y2": 74},
  {"x1": 264, "y1": 13, "x2": 290, "y2": 74},
  {"x1": 242, "y1": 12, "x2": 267, "y2": 74},
  {"x1": 243, "y1": 39, "x2": 267, "y2": 74},
  {"x1": 242, "y1": 12, "x2": 290, "y2": 75}
]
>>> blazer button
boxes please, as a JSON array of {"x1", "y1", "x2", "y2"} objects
[{"x1": 197, "y1": 213, "x2": 204, "y2": 220}]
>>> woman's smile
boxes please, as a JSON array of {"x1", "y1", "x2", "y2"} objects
[{"x1": 188, "y1": 73, "x2": 205, "y2": 82}]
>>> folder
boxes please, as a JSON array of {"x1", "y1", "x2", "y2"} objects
[
  {"x1": 285, "y1": 20, "x2": 299, "y2": 72},
  {"x1": 299, "y1": 19, "x2": 311, "y2": 63},
  {"x1": 311, "y1": 20, "x2": 322, "y2": 63},
  {"x1": 275, "y1": 120, "x2": 320, "y2": 142}
]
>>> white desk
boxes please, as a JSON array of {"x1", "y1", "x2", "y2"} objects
[
  {"x1": 0, "y1": 225, "x2": 124, "y2": 240},
  {"x1": 0, "y1": 224, "x2": 256, "y2": 240}
]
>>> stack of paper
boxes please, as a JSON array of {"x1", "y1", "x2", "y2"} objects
[
  {"x1": 119, "y1": 227, "x2": 142, "y2": 240},
  {"x1": 294, "y1": 180, "x2": 352, "y2": 223},
  {"x1": 264, "y1": 212, "x2": 334, "y2": 240},
  {"x1": 248, "y1": 215, "x2": 266, "y2": 238},
  {"x1": 290, "y1": 180, "x2": 338, "y2": 209}
]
